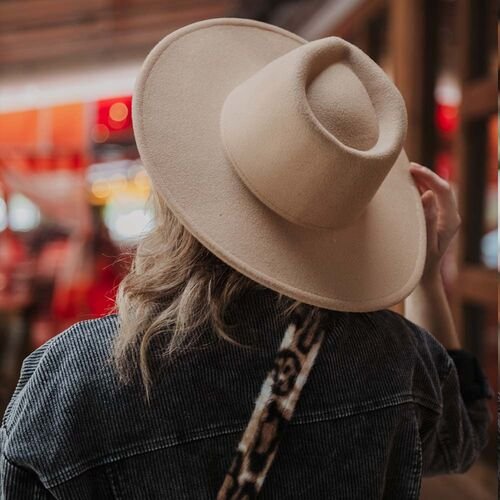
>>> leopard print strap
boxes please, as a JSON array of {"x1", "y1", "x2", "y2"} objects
[{"x1": 217, "y1": 305, "x2": 329, "y2": 499}]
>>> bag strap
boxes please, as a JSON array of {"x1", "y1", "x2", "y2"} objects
[{"x1": 217, "y1": 305, "x2": 329, "y2": 499}]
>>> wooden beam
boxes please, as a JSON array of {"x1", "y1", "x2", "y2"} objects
[
  {"x1": 460, "y1": 78, "x2": 498, "y2": 118},
  {"x1": 457, "y1": 266, "x2": 498, "y2": 307},
  {"x1": 327, "y1": 0, "x2": 386, "y2": 38},
  {"x1": 389, "y1": 0, "x2": 425, "y2": 163},
  {"x1": 0, "y1": 0, "x2": 219, "y2": 30},
  {"x1": 452, "y1": 0, "x2": 498, "y2": 347},
  {"x1": 298, "y1": 0, "x2": 386, "y2": 39},
  {"x1": 0, "y1": 1, "x2": 235, "y2": 67}
]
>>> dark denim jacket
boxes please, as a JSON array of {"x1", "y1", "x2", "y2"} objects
[{"x1": 0, "y1": 290, "x2": 492, "y2": 499}]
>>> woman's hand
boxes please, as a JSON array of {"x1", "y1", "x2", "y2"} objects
[
  {"x1": 405, "y1": 162, "x2": 462, "y2": 349},
  {"x1": 409, "y1": 162, "x2": 462, "y2": 284}
]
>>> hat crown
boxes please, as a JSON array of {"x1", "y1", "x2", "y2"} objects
[
  {"x1": 307, "y1": 63, "x2": 379, "y2": 151},
  {"x1": 220, "y1": 36, "x2": 407, "y2": 230}
]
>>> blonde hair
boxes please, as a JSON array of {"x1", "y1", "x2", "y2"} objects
[{"x1": 111, "y1": 188, "x2": 310, "y2": 403}]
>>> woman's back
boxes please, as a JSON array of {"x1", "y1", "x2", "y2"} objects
[{"x1": 1, "y1": 288, "x2": 489, "y2": 499}]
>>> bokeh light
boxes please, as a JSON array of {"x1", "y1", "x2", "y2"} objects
[{"x1": 8, "y1": 193, "x2": 41, "y2": 232}]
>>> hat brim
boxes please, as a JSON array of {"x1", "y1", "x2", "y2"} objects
[{"x1": 133, "y1": 18, "x2": 426, "y2": 312}]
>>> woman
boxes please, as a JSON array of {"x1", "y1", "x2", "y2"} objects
[{"x1": 0, "y1": 18, "x2": 492, "y2": 499}]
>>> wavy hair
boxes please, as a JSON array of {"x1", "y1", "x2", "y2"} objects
[{"x1": 111, "y1": 188, "x2": 312, "y2": 403}]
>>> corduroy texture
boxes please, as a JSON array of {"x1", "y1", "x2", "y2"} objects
[
  {"x1": 0, "y1": 294, "x2": 492, "y2": 498},
  {"x1": 132, "y1": 17, "x2": 427, "y2": 313},
  {"x1": 217, "y1": 305, "x2": 327, "y2": 498}
]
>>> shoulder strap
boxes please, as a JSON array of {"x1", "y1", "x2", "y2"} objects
[{"x1": 217, "y1": 304, "x2": 329, "y2": 499}]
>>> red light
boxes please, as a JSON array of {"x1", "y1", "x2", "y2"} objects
[
  {"x1": 435, "y1": 151, "x2": 454, "y2": 181},
  {"x1": 435, "y1": 103, "x2": 458, "y2": 136},
  {"x1": 96, "y1": 96, "x2": 132, "y2": 135}
]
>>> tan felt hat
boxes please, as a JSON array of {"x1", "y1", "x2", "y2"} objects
[{"x1": 132, "y1": 17, "x2": 426, "y2": 312}]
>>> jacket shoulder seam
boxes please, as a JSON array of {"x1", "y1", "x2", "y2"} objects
[{"x1": 2, "y1": 315, "x2": 118, "y2": 435}]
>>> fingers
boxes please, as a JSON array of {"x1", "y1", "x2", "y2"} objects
[
  {"x1": 409, "y1": 163, "x2": 450, "y2": 194},
  {"x1": 409, "y1": 162, "x2": 462, "y2": 231},
  {"x1": 421, "y1": 190, "x2": 439, "y2": 253}
]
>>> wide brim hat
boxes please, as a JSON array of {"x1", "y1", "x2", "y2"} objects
[{"x1": 132, "y1": 17, "x2": 426, "y2": 312}]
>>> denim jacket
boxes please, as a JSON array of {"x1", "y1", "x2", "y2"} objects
[{"x1": 0, "y1": 289, "x2": 492, "y2": 499}]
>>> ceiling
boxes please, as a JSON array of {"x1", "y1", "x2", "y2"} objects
[
  {"x1": 0, "y1": 0, "x2": 328, "y2": 72},
  {"x1": 0, "y1": 0, "x2": 239, "y2": 71},
  {"x1": 0, "y1": 0, "x2": 327, "y2": 111}
]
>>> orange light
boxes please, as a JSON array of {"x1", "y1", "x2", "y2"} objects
[
  {"x1": 91, "y1": 181, "x2": 111, "y2": 199},
  {"x1": 91, "y1": 124, "x2": 109, "y2": 143},
  {"x1": 109, "y1": 102, "x2": 129, "y2": 122},
  {"x1": 134, "y1": 170, "x2": 150, "y2": 192}
]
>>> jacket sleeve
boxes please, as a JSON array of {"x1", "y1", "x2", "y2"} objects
[
  {"x1": 0, "y1": 445, "x2": 54, "y2": 499},
  {"x1": 418, "y1": 337, "x2": 492, "y2": 476},
  {"x1": 0, "y1": 339, "x2": 56, "y2": 499}
]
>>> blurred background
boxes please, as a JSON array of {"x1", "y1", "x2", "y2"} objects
[{"x1": 0, "y1": 0, "x2": 497, "y2": 497}]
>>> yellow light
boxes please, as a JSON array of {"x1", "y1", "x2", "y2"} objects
[
  {"x1": 134, "y1": 170, "x2": 150, "y2": 192},
  {"x1": 91, "y1": 180, "x2": 111, "y2": 199},
  {"x1": 109, "y1": 174, "x2": 128, "y2": 192}
]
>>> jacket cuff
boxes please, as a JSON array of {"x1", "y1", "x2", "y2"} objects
[{"x1": 446, "y1": 349, "x2": 493, "y2": 405}]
